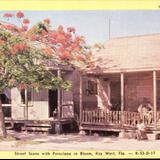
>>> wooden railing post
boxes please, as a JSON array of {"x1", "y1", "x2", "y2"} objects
[{"x1": 24, "y1": 89, "x2": 28, "y2": 121}]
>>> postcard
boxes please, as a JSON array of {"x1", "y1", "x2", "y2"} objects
[{"x1": 0, "y1": 0, "x2": 160, "y2": 159}]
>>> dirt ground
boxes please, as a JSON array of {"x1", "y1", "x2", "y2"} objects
[{"x1": 0, "y1": 130, "x2": 159, "y2": 151}]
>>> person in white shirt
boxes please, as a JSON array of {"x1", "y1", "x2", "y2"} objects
[
  {"x1": 136, "y1": 119, "x2": 147, "y2": 140},
  {"x1": 137, "y1": 98, "x2": 153, "y2": 124}
]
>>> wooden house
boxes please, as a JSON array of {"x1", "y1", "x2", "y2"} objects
[
  {"x1": 79, "y1": 34, "x2": 160, "y2": 138},
  {"x1": 4, "y1": 33, "x2": 160, "y2": 139},
  {"x1": 3, "y1": 65, "x2": 80, "y2": 133}
]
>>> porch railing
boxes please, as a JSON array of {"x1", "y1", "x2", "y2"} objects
[
  {"x1": 82, "y1": 110, "x2": 121, "y2": 125},
  {"x1": 82, "y1": 109, "x2": 157, "y2": 127},
  {"x1": 123, "y1": 111, "x2": 140, "y2": 126}
]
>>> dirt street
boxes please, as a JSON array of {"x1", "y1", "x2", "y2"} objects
[{"x1": 0, "y1": 131, "x2": 159, "y2": 151}]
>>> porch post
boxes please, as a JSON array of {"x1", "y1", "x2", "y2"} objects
[
  {"x1": 24, "y1": 89, "x2": 28, "y2": 121},
  {"x1": 79, "y1": 74, "x2": 83, "y2": 126},
  {"x1": 153, "y1": 71, "x2": 157, "y2": 129},
  {"x1": 120, "y1": 73, "x2": 124, "y2": 125},
  {"x1": 57, "y1": 69, "x2": 61, "y2": 121}
]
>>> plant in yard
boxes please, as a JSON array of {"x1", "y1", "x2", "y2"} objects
[{"x1": 0, "y1": 11, "x2": 95, "y2": 137}]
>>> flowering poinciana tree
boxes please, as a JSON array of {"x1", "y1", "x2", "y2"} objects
[{"x1": 0, "y1": 11, "x2": 94, "y2": 137}]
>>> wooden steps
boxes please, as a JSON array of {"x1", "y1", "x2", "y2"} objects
[
  {"x1": 4, "y1": 119, "x2": 77, "y2": 134},
  {"x1": 22, "y1": 123, "x2": 52, "y2": 133}
]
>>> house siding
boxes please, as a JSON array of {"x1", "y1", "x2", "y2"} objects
[
  {"x1": 125, "y1": 77, "x2": 153, "y2": 112},
  {"x1": 11, "y1": 88, "x2": 49, "y2": 120}
]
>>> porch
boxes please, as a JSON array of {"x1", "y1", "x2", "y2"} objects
[{"x1": 79, "y1": 71, "x2": 160, "y2": 135}]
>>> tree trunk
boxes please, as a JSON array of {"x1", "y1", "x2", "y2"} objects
[{"x1": 0, "y1": 99, "x2": 7, "y2": 138}]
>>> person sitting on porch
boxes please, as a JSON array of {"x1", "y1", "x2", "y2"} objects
[
  {"x1": 136, "y1": 119, "x2": 147, "y2": 140},
  {"x1": 137, "y1": 98, "x2": 153, "y2": 124}
]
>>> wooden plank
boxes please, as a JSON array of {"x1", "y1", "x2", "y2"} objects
[
  {"x1": 104, "y1": 111, "x2": 107, "y2": 124},
  {"x1": 22, "y1": 127, "x2": 51, "y2": 132},
  {"x1": 92, "y1": 111, "x2": 94, "y2": 123},
  {"x1": 25, "y1": 124, "x2": 51, "y2": 127},
  {"x1": 115, "y1": 111, "x2": 118, "y2": 124}
]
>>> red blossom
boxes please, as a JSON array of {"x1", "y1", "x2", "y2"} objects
[
  {"x1": 50, "y1": 39, "x2": 57, "y2": 44},
  {"x1": 76, "y1": 55, "x2": 85, "y2": 61},
  {"x1": 41, "y1": 30, "x2": 47, "y2": 36},
  {"x1": 23, "y1": 19, "x2": 30, "y2": 24},
  {"x1": 57, "y1": 34, "x2": 66, "y2": 42},
  {"x1": 50, "y1": 32, "x2": 58, "y2": 39},
  {"x1": 11, "y1": 43, "x2": 27, "y2": 55},
  {"x1": 30, "y1": 35, "x2": 37, "y2": 41},
  {"x1": 58, "y1": 25, "x2": 63, "y2": 31},
  {"x1": 44, "y1": 18, "x2": 50, "y2": 24},
  {"x1": 58, "y1": 47, "x2": 65, "y2": 53},
  {"x1": 22, "y1": 25, "x2": 28, "y2": 31},
  {"x1": 75, "y1": 36, "x2": 81, "y2": 43},
  {"x1": 60, "y1": 51, "x2": 71, "y2": 61},
  {"x1": 0, "y1": 12, "x2": 91, "y2": 67},
  {"x1": 57, "y1": 25, "x2": 65, "y2": 34},
  {"x1": 66, "y1": 33, "x2": 72, "y2": 39},
  {"x1": 43, "y1": 48, "x2": 53, "y2": 56},
  {"x1": 73, "y1": 46, "x2": 80, "y2": 52},
  {"x1": 19, "y1": 25, "x2": 28, "y2": 32},
  {"x1": 3, "y1": 24, "x2": 15, "y2": 30},
  {"x1": 67, "y1": 27, "x2": 75, "y2": 33},
  {"x1": 16, "y1": 11, "x2": 24, "y2": 18},
  {"x1": 3, "y1": 13, "x2": 14, "y2": 18},
  {"x1": 70, "y1": 42, "x2": 79, "y2": 50}
]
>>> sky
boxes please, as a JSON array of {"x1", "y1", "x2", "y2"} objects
[{"x1": 1, "y1": 10, "x2": 160, "y2": 45}]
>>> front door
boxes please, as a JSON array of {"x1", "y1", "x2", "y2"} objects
[
  {"x1": 49, "y1": 90, "x2": 58, "y2": 117},
  {"x1": 110, "y1": 81, "x2": 121, "y2": 111}
]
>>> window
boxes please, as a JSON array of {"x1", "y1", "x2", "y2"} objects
[
  {"x1": 20, "y1": 89, "x2": 32, "y2": 104},
  {"x1": 86, "y1": 79, "x2": 97, "y2": 95},
  {"x1": 0, "y1": 94, "x2": 11, "y2": 104}
]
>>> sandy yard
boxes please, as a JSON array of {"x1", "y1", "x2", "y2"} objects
[{"x1": 0, "y1": 130, "x2": 159, "y2": 151}]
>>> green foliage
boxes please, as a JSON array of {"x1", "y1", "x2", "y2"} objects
[{"x1": 0, "y1": 29, "x2": 71, "y2": 92}]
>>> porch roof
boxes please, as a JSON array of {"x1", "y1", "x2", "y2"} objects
[{"x1": 89, "y1": 34, "x2": 160, "y2": 74}]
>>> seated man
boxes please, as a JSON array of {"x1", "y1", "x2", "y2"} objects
[
  {"x1": 136, "y1": 119, "x2": 147, "y2": 140},
  {"x1": 137, "y1": 98, "x2": 153, "y2": 124}
]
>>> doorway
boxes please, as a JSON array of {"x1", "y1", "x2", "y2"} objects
[
  {"x1": 49, "y1": 90, "x2": 58, "y2": 117},
  {"x1": 110, "y1": 81, "x2": 121, "y2": 111}
]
